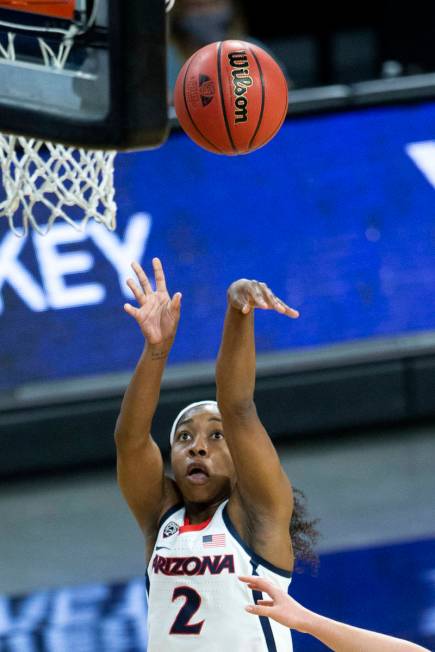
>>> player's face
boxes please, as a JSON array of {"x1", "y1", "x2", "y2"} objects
[{"x1": 170, "y1": 405, "x2": 236, "y2": 503}]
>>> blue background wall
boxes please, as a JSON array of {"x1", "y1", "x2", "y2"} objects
[
  {"x1": 291, "y1": 538, "x2": 435, "y2": 651},
  {"x1": 1, "y1": 102, "x2": 435, "y2": 391}
]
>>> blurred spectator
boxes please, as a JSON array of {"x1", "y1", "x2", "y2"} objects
[
  {"x1": 378, "y1": 0, "x2": 435, "y2": 77},
  {"x1": 167, "y1": 0, "x2": 289, "y2": 100}
]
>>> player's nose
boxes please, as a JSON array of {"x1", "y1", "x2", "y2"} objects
[{"x1": 188, "y1": 435, "x2": 208, "y2": 456}]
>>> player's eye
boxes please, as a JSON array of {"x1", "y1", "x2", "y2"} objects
[
  {"x1": 178, "y1": 431, "x2": 192, "y2": 441},
  {"x1": 210, "y1": 431, "x2": 223, "y2": 440}
]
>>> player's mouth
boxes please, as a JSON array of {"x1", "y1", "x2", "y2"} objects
[{"x1": 186, "y1": 463, "x2": 210, "y2": 484}]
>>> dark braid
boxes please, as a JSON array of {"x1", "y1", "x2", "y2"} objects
[{"x1": 290, "y1": 487, "x2": 320, "y2": 572}]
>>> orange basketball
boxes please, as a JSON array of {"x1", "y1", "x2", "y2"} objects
[{"x1": 174, "y1": 40, "x2": 288, "y2": 156}]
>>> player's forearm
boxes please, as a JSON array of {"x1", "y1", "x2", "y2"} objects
[
  {"x1": 216, "y1": 305, "x2": 256, "y2": 409},
  {"x1": 298, "y1": 610, "x2": 429, "y2": 652},
  {"x1": 115, "y1": 339, "x2": 173, "y2": 446}
]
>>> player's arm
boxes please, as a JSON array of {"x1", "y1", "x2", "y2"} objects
[
  {"x1": 215, "y1": 279, "x2": 299, "y2": 515},
  {"x1": 115, "y1": 258, "x2": 181, "y2": 535},
  {"x1": 240, "y1": 576, "x2": 430, "y2": 652}
]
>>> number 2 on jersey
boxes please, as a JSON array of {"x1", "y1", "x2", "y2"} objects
[{"x1": 170, "y1": 586, "x2": 205, "y2": 635}]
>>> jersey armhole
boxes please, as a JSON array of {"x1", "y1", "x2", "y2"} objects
[{"x1": 222, "y1": 504, "x2": 292, "y2": 579}]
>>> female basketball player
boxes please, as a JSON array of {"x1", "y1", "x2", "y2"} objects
[
  {"x1": 115, "y1": 258, "x2": 317, "y2": 651},
  {"x1": 240, "y1": 575, "x2": 430, "y2": 651}
]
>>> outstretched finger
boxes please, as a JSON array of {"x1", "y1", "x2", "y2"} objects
[
  {"x1": 247, "y1": 282, "x2": 268, "y2": 310},
  {"x1": 126, "y1": 278, "x2": 146, "y2": 306},
  {"x1": 258, "y1": 282, "x2": 282, "y2": 311},
  {"x1": 239, "y1": 576, "x2": 281, "y2": 600},
  {"x1": 278, "y1": 299, "x2": 300, "y2": 319},
  {"x1": 245, "y1": 604, "x2": 274, "y2": 617},
  {"x1": 132, "y1": 261, "x2": 152, "y2": 295},
  {"x1": 170, "y1": 292, "x2": 182, "y2": 313},
  {"x1": 270, "y1": 293, "x2": 299, "y2": 319},
  {"x1": 260, "y1": 284, "x2": 299, "y2": 319},
  {"x1": 124, "y1": 303, "x2": 139, "y2": 318},
  {"x1": 153, "y1": 257, "x2": 167, "y2": 293}
]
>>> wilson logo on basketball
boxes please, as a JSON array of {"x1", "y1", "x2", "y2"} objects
[
  {"x1": 199, "y1": 74, "x2": 215, "y2": 106},
  {"x1": 228, "y1": 50, "x2": 253, "y2": 124}
]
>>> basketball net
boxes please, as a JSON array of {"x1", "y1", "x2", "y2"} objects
[
  {"x1": 0, "y1": 0, "x2": 176, "y2": 237},
  {"x1": 0, "y1": 4, "x2": 117, "y2": 236},
  {"x1": 0, "y1": 136, "x2": 117, "y2": 236}
]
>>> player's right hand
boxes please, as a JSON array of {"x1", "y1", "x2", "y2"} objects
[
  {"x1": 227, "y1": 279, "x2": 299, "y2": 318},
  {"x1": 124, "y1": 258, "x2": 182, "y2": 344}
]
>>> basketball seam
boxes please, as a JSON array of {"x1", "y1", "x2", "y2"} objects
[
  {"x1": 247, "y1": 46, "x2": 265, "y2": 151},
  {"x1": 182, "y1": 55, "x2": 225, "y2": 154},
  {"x1": 217, "y1": 41, "x2": 238, "y2": 154},
  {"x1": 251, "y1": 81, "x2": 288, "y2": 153}
]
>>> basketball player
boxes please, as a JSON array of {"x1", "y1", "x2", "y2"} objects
[
  {"x1": 115, "y1": 258, "x2": 317, "y2": 651},
  {"x1": 240, "y1": 576, "x2": 430, "y2": 651}
]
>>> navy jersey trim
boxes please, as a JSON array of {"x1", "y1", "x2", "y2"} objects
[
  {"x1": 251, "y1": 561, "x2": 278, "y2": 652},
  {"x1": 145, "y1": 570, "x2": 150, "y2": 597},
  {"x1": 223, "y1": 505, "x2": 292, "y2": 578},
  {"x1": 157, "y1": 503, "x2": 183, "y2": 531}
]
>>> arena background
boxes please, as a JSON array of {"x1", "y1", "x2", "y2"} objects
[{"x1": 1, "y1": 1, "x2": 435, "y2": 650}]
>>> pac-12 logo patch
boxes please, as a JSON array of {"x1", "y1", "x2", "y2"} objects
[{"x1": 163, "y1": 521, "x2": 179, "y2": 538}]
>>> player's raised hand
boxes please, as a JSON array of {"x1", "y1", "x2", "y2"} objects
[
  {"x1": 124, "y1": 258, "x2": 182, "y2": 344},
  {"x1": 227, "y1": 279, "x2": 299, "y2": 318},
  {"x1": 239, "y1": 575, "x2": 307, "y2": 630}
]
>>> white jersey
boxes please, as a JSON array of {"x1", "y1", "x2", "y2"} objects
[{"x1": 146, "y1": 499, "x2": 293, "y2": 651}]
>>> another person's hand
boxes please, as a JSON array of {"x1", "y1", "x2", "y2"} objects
[
  {"x1": 239, "y1": 575, "x2": 308, "y2": 630},
  {"x1": 227, "y1": 279, "x2": 299, "y2": 318},
  {"x1": 240, "y1": 576, "x2": 430, "y2": 652},
  {"x1": 124, "y1": 258, "x2": 182, "y2": 344}
]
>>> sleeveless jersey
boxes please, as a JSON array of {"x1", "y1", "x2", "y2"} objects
[{"x1": 146, "y1": 499, "x2": 293, "y2": 651}]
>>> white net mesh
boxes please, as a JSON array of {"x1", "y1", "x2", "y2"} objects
[{"x1": 0, "y1": 135, "x2": 117, "y2": 236}]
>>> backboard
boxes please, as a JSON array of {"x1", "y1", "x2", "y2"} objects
[{"x1": 0, "y1": 0, "x2": 168, "y2": 150}]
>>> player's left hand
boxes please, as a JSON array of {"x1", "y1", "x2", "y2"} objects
[{"x1": 227, "y1": 279, "x2": 299, "y2": 318}]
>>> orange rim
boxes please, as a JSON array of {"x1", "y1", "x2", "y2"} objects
[{"x1": 0, "y1": 1, "x2": 76, "y2": 21}]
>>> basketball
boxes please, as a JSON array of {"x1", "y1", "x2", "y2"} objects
[{"x1": 173, "y1": 40, "x2": 288, "y2": 156}]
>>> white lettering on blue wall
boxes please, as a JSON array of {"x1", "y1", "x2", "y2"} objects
[
  {"x1": 0, "y1": 212, "x2": 152, "y2": 315},
  {"x1": 406, "y1": 141, "x2": 435, "y2": 189}
]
